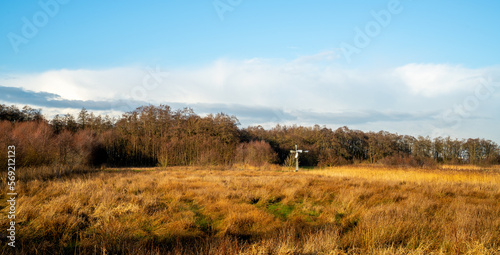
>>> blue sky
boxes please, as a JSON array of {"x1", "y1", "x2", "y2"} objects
[{"x1": 1, "y1": 0, "x2": 499, "y2": 143}]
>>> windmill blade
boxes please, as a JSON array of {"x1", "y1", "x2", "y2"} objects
[
  {"x1": 297, "y1": 150, "x2": 302, "y2": 153},
  {"x1": 295, "y1": 152, "x2": 298, "y2": 158}
]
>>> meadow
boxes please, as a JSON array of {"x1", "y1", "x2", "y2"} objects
[{"x1": 1, "y1": 165, "x2": 499, "y2": 254}]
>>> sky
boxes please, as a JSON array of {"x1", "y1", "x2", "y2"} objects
[{"x1": 1, "y1": 0, "x2": 499, "y2": 143}]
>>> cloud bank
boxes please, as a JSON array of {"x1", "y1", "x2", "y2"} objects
[{"x1": 1, "y1": 54, "x2": 499, "y2": 142}]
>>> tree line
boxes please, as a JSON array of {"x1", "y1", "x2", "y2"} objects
[{"x1": 1, "y1": 104, "x2": 499, "y2": 169}]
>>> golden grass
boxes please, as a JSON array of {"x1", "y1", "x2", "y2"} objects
[
  {"x1": 440, "y1": 164, "x2": 500, "y2": 171},
  {"x1": 307, "y1": 165, "x2": 500, "y2": 185},
  {"x1": 1, "y1": 165, "x2": 499, "y2": 254}
]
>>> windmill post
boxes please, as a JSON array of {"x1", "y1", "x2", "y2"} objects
[{"x1": 290, "y1": 144, "x2": 308, "y2": 172}]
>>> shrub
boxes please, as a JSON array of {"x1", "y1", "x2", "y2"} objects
[
  {"x1": 10, "y1": 121, "x2": 56, "y2": 166},
  {"x1": 235, "y1": 140, "x2": 278, "y2": 167}
]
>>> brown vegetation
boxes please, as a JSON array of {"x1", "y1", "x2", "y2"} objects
[
  {"x1": 235, "y1": 140, "x2": 278, "y2": 167},
  {"x1": 1, "y1": 165, "x2": 499, "y2": 254},
  {"x1": 1, "y1": 104, "x2": 499, "y2": 172}
]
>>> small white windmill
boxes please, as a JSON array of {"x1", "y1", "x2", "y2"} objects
[{"x1": 290, "y1": 144, "x2": 308, "y2": 172}]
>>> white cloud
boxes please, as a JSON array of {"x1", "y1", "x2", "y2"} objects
[
  {"x1": 1, "y1": 67, "x2": 143, "y2": 101},
  {"x1": 1, "y1": 57, "x2": 497, "y2": 113},
  {"x1": 394, "y1": 63, "x2": 486, "y2": 97}
]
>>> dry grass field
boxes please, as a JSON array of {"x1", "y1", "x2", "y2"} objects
[{"x1": 1, "y1": 165, "x2": 500, "y2": 254}]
